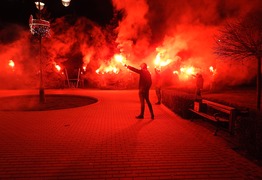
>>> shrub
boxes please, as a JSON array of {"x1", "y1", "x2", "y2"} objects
[
  {"x1": 237, "y1": 110, "x2": 262, "y2": 160},
  {"x1": 162, "y1": 89, "x2": 195, "y2": 119}
]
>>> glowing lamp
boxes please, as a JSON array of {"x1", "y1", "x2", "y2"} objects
[
  {"x1": 61, "y1": 0, "x2": 71, "y2": 7},
  {"x1": 35, "y1": 2, "x2": 45, "y2": 11}
]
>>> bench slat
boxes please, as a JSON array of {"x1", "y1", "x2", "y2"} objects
[
  {"x1": 189, "y1": 109, "x2": 216, "y2": 122},
  {"x1": 207, "y1": 104, "x2": 234, "y2": 114},
  {"x1": 202, "y1": 100, "x2": 235, "y2": 111},
  {"x1": 189, "y1": 99, "x2": 237, "y2": 136},
  {"x1": 189, "y1": 105, "x2": 231, "y2": 136}
]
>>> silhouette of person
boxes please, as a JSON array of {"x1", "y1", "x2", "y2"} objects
[
  {"x1": 195, "y1": 73, "x2": 204, "y2": 100},
  {"x1": 125, "y1": 63, "x2": 154, "y2": 119},
  {"x1": 154, "y1": 68, "x2": 162, "y2": 105}
]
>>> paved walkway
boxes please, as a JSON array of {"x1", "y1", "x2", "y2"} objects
[{"x1": 0, "y1": 89, "x2": 261, "y2": 179}]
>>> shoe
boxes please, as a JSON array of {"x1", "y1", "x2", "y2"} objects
[
  {"x1": 155, "y1": 102, "x2": 161, "y2": 105},
  {"x1": 136, "y1": 115, "x2": 144, "y2": 119}
]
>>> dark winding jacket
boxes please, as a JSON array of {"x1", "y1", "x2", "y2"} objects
[{"x1": 127, "y1": 65, "x2": 152, "y2": 93}]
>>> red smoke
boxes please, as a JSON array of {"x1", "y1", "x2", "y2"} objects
[{"x1": 0, "y1": 0, "x2": 261, "y2": 89}]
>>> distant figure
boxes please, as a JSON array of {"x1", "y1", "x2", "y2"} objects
[
  {"x1": 125, "y1": 63, "x2": 154, "y2": 120},
  {"x1": 154, "y1": 68, "x2": 162, "y2": 105},
  {"x1": 195, "y1": 73, "x2": 204, "y2": 100}
]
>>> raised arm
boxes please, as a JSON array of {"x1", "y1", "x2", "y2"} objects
[{"x1": 125, "y1": 65, "x2": 141, "y2": 74}]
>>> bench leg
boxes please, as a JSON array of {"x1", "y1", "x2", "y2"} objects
[
  {"x1": 190, "y1": 112, "x2": 195, "y2": 122},
  {"x1": 214, "y1": 118, "x2": 220, "y2": 136},
  {"x1": 214, "y1": 124, "x2": 219, "y2": 136}
]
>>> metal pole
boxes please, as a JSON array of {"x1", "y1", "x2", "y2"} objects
[
  {"x1": 76, "y1": 68, "x2": 80, "y2": 88},
  {"x1": 39, "y1": 36, "x2": 45, "y2": 103},
  {"x1": 65, "y1": 68, "x2": 70, "y2": 87},
  {"x1": 38, "y1": 1, "x2": 45, "y2": 103}
]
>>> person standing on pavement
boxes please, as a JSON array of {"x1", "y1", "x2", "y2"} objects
[
  {"x1": 195, "y1": 73, "x2": 204, "y2": 101},
  {"x1": 125, "y1": 63, "x2": 154, "y2": 120},
  {"x1": 154, "y1": 67, "x2": 162, "y2": 105}
]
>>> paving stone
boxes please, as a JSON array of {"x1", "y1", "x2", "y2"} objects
[{"x1": 0, "y1": 89, "x2": 261, "y2": 179}]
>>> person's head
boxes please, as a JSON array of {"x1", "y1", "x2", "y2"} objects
[
  {"x1": 140, "y1": 63, "x2": 147, "y2": 70},
  {"x1": 196, "y1": 73, "x2": 202, "y2": 78}
]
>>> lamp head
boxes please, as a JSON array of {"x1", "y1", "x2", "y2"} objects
[
  {"x1": 61, "y1": 0, "x2": 71, "y2": 7},
  {"x1": 35, "y1": 2, "x2": 45, "y2": 11}
]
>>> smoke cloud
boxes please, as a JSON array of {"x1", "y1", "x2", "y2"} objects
[
  {"x1": 0, "y1": 0, "x2": 261, "y2": 89},
  {"x1": 112, "y1": 0, "x2": 261, "y2": 89}
]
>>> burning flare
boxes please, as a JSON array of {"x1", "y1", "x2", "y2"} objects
[
  {"x1": 96, "y1": 65, "x2": 119, "y2": 74},
  {"x1": 55, "y1": 64, "x2": 61, "y2": 72},
  {"x1": 172, "y1": 65, "x2": 197, "y2": 81},
  {"x1": 114, "y1": 54, "x2": 126, "y2": 66},
  {"x1": 209, "y1": 66, "x2": 217, "y2": 75},
  {"x1": 9, "y1": 60, "x2": 15, "y2": 68},
  {"x1": 154, "y1": 52, "x2": 172, "y2": 68},
  {"x1": 96, "y1": 53, "x2": 127, "y2": 74}
]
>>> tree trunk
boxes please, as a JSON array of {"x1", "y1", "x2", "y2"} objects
[{"x1": 257, "y1": 56, "x2": 261, "y2": 111}]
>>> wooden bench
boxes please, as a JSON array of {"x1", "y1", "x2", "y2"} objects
[{"x1": 189, "y1": 99, "x2": 237, "y2": 136}]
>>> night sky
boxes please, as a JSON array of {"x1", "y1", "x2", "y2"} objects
[{"x1": 0, "y1": 0, "x2": 114, "y2": 27}]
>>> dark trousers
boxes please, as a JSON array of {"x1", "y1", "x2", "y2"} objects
[
  {"x1": 195, "y1": 88, "x2": 202, "y2": 100},
  {"x1": 139, "y1": 91, "x2": 154, "y2": 117},
  {"x1": 155, "y1": 87, "x2": 161, "y2": 103}
]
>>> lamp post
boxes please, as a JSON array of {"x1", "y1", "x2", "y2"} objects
[
  {"x1": 37, "y1": 2, "x2": 44, "y2": 103},
  {"x1": 29, "y1": 0, "x2": 71, "y2": 103},
  {"x1": 32, "y1": 1, "x2": 48, "y2": 103}
]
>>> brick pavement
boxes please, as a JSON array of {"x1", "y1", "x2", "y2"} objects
[{"x1": 0, "y1": 89, "x2": 261, "y2": 179}]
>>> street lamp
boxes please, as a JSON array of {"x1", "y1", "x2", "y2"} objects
[
  {"x1": 35, "y1": 2, "x2": 45, "y2": 11},
  {"x1": 30, "y1": 1, "x2": 71, "y2": 103},
  {"x1": 29, "y1": 1, "x2": 49, "y2": 103},
  {"x1": 61, "y1": 0, "x2": 71, "y2": 7}
]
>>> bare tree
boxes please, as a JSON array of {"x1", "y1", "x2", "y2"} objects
[{"x1": 214, "y1": 12, "x2": 262, "y2": 111}]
